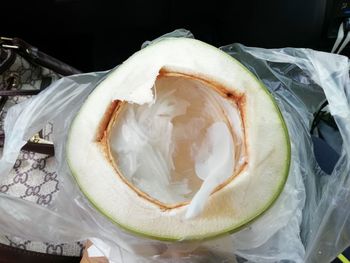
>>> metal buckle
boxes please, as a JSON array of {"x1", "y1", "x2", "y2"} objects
[{"x1": 0, "y1": 37, "x2": 19, "y2": 49}]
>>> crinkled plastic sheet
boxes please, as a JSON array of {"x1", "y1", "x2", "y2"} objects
[{"x1": 0, "y1": 29, "x2": 349, "y2": 263}]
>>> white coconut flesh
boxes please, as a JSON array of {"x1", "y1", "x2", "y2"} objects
[
  {"x1": 108, "y1": 74, "x2": 245, "y2": 210},
  {"x1": 67, "y1": 38, "x2": 290, "y2": 241}
]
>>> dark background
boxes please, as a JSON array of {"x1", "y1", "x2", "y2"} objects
[{"x1": 1, "y1": 0, "x2": 349, "y2": 72}]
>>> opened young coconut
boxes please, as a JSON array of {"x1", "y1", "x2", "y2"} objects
[{"x1": 67, "y1": 38, "x2": 290, "y2": 241}]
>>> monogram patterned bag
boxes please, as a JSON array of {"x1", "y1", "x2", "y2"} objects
[{"x1": 0, "y1": 37, "x2": 84, "y2": 257}]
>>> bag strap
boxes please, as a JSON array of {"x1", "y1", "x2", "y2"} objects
[
  {"x1": 0, "y1": 37, "x2": 81, "y2": 76},
  {"x1": 0, "y1": 90, "x2": 41, "y2": 96}
]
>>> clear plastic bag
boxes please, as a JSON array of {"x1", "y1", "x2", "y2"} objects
[{"x1": 0, "y1": 29, "x2": 349, "y2": 263}]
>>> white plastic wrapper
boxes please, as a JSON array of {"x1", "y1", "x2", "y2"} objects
[{"x1": 0, "y1": 29, "x2": 349, "y2": 263}]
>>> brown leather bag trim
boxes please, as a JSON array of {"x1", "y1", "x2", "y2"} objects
[
  {"x1": 0, "y1": 90, "x2": 41, "y2": 96},
  {"x1": 22, "y1": 141, "x2": 55, "y2": 156},
  {"x1": 0, "y1": 243, "x2": 81, "y2": 263},
  {"x1": 0, "y1": 135, "x2": 54, "y2": 156}
]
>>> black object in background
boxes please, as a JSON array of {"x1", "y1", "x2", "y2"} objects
[{"x1": 0, "y1": 0, "x2": 340, "y2": 72}]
